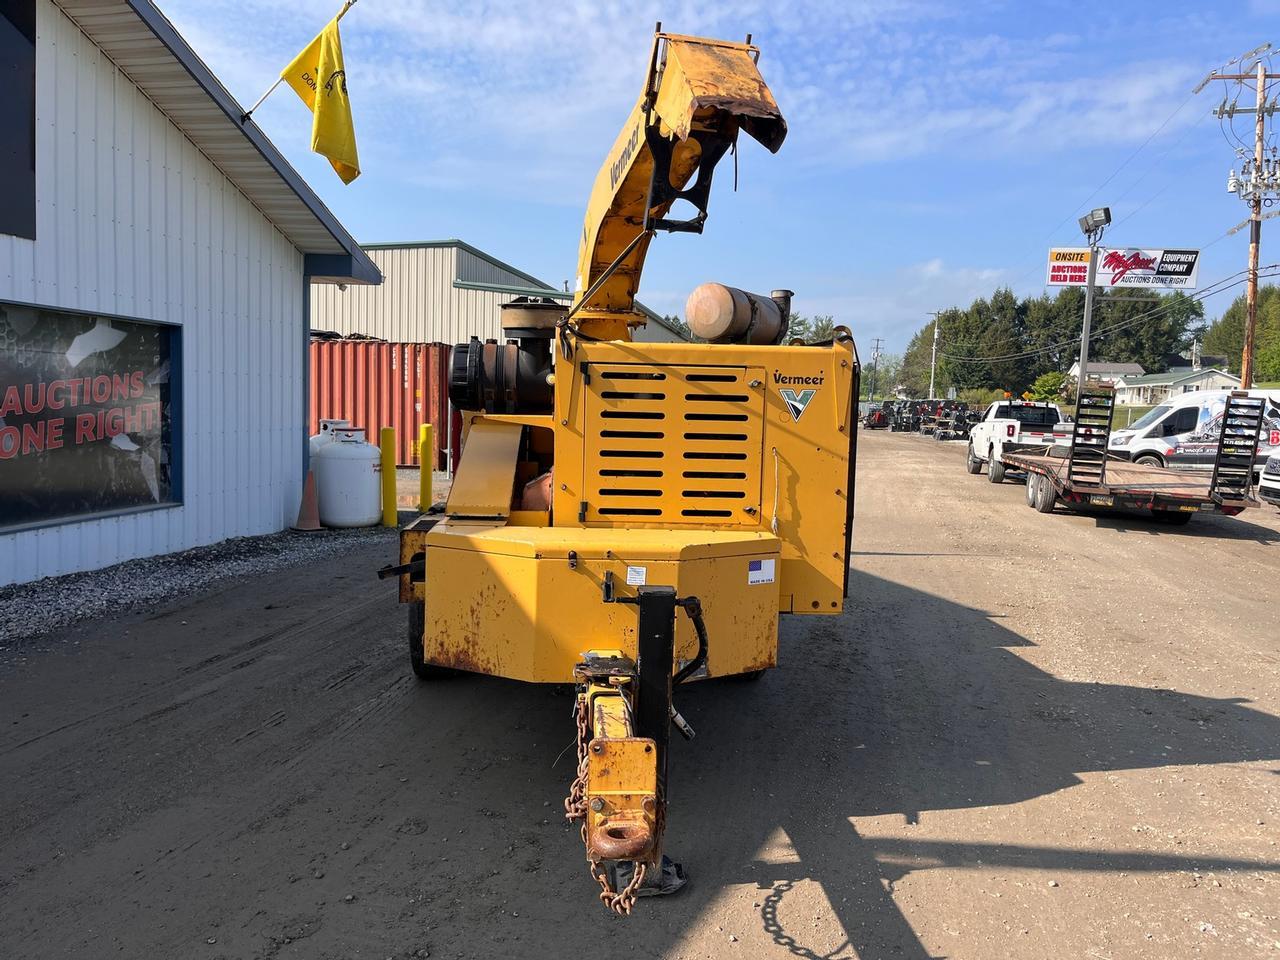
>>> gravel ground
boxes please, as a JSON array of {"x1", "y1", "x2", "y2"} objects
[
  {"x1": 1, "y1": 431, "x2": 1278, "y2": 959},
  {"x1": 0, "y1": 522, "x2": 400, "y2": 649}
]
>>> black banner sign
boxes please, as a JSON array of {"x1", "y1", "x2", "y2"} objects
[{"x1": 0, "y1": 303, "x2": 178, "y2": 527}]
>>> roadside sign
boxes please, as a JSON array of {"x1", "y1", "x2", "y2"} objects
[{"x1": 1046, "y1": 247, "x2": 1200, "y2": 289}]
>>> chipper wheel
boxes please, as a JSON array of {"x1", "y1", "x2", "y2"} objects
[{"x1": 407, "y1": 600, "x2": 454, "y2": 680}]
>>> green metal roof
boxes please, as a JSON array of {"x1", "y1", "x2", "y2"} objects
[
  {"x1": 359, "y1": 239, "x2": 550, "y2": 289},
  {"x1": 1118, "y1": 368, "x2": 1239, "y2": 387}
]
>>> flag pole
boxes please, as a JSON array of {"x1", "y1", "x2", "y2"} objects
[
  {"x1": 240, "y1": 79, "x2": 283, "y2": 123},
  {"x1": 239, "y1": 0, "x2": 359, "y2": 124}
]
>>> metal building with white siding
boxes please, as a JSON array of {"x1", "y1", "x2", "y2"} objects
[
  {"x1": 309, "y1": 240, "x2": 688, "y2": 344},
  {"x1": 0, "y1": 0, "x2": 379, "y2": 587}
]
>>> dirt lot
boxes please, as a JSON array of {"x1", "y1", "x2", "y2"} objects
[{"x1": 2, "y1": 430, "x2": 1278, "y2": 959}]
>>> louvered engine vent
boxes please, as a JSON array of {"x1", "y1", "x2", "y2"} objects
[{"x1": 581, "y1": 364, "x2": 764, "y2": 525}]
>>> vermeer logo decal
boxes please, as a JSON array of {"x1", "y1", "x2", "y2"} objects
[{"x1": 780, "y1": 388, "x2": 817, "y2": 420}]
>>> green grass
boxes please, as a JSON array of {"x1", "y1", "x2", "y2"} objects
[
  {"x1": 1255, "y1": 381, "x2": 1280, "y2": 389},
  {"x1": 1111, "y1": 405, "x2": 1155, "y2": 429}
]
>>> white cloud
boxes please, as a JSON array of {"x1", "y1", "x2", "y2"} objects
[{"x1": 160, "y1": 0, "x2": 1208, "y2": 205}]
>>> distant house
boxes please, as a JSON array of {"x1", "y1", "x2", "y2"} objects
[
  {"x1": 1066, "y1": 361, "x2": 1145, "y2": 382},
  {"x1": 1113, "y1": 368, "x2": 1241, "y2": 406}
]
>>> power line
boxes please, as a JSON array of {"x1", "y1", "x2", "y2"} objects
[
  {"x1": 1005, "y1": 90, "x2": 1200, "y2": 290},
  {"x1": 939, "y1": 269, "x2": 1254, "y2": 363},
  {"x1": 1004, "y1": 49, "x2": 1270, "y2": 295}
]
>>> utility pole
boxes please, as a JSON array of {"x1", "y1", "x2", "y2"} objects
[
  {"x1": 1245, "y1": 60, "x2": 1265, "y2": 389},
  {"x1": 1209, "y1": 50, "x2": 1279, "y2": 388},
  {"x1": 869, "y1": 337, "x2": 884, "y2": 399},
  {"x1": 927, "y1": 312, "x2": 940, "y2": 399}
]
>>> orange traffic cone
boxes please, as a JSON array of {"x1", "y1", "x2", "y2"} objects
[{"x1": 292, "y1": 470, "x2": 321, "y2": 532}]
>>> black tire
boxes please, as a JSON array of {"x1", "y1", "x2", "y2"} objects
[
  {"x1": 966, "y1": 444, "x2": 983, "y2": 474},
  {"x1": 1025, "y1": 473, "x2": 1037, "y2": 506},
  {"x1": 987, "y1": 451, "x2": 1006, "y2": 483},
  {"x1": 408, "y1": 600, "x2": 452, "y2": 680},
  {"x1": 1151, "y1": 509, "x2": 1193, "y2": 526},
  {"x1": 1134, "y1": 454, "x2": 1164, "y2": 468},
  {"x1": 1034, "y1": 474, "x2": 1056, "y2": 513}
]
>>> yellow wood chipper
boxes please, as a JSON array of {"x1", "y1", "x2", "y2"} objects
[{"x1": 389, "y1": 26, "x2": 860, "y2": 914}]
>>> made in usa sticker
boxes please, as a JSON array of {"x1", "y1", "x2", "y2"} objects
[{"x1": 748, "y1": 558, "x2": 775, "y2": 585}]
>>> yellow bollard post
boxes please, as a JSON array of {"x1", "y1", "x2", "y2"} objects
[
  {"x1": 418, "y1": 423, "x2": 433, "y2": 513},
  {"x1": 380, "y1": 427, "x2": 397, "y2": 527}
]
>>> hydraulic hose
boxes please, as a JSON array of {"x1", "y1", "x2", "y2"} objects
[{"x1": 673, "y1": 596, "x2": 708, "y2": 686}]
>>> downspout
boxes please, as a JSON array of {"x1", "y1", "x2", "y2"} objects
[{"x1": 302, "y1": 277, "x2": 311, "y2": 488}]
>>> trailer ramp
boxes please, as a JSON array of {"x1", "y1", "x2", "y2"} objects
[
  {"x1": 1067, "y1": 388, "x2": 1115, "y2": 488},
  {"x1": 1210, "y1": 391, "x2": 1266, "y2": 504}
]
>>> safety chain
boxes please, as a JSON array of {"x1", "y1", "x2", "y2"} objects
[
  {"x1": 563, "y1": 696, "x2": 591, "y2": 822},
  {"x1": 563, "y1": 694, "x2": 646, "y2": 915},
  {"x1": 591, "y1": 860, "x2": 647, "y2": 916}
]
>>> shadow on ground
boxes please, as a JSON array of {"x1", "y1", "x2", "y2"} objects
[
  {"x1": 3, "y1": 564, "x2": 1278, "y2": 959},
  {"x1": 1083, "y1": 508, "x2": 1280, "y2": 543},
  {"x1": 392, "y1": 568, "x2": 1280, "y2": 958}
]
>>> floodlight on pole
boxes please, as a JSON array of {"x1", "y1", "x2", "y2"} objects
[{"x1": 1077, "y1": 206, "x2": 1111, "y2": 239}]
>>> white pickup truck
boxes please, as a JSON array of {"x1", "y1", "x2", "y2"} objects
[{"x1": 965, "y1": 400, "x2": 1069, "y2": 482}]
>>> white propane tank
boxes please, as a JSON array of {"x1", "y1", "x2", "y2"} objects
[
  {"x1": 309, "y1": 418, "x2": 351, "y2": 456},
  {"x1": 314, "y1": 428, "x2": 382, "y2": 527}
]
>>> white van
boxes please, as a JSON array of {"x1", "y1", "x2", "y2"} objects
[
  {"x1": 1261, "y1": 455, "x2": 1280, "y2": 505},
  {"x1": 1108, "y1": 388, "x2": 1280, "y2": 479}
]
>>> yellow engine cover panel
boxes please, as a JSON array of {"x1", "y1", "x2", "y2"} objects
[{"x1": 422, "y1": 522, "x2": 780, "y2": 682}]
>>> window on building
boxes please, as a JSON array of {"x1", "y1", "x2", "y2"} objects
[
  {"x1": 1, "y1": 0, "x2": 37, "y2": 240},
  {"x1": 0, "y1": 302, "x2": 181, "y2": 528}
]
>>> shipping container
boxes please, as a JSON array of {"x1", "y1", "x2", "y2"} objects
[{"x1": 309, "y1": 341, "x2": 451, "y2": 468}]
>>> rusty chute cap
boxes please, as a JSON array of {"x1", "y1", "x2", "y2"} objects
[{"x1": 653, "y1": 37, "x2": 787, "y2": 153}]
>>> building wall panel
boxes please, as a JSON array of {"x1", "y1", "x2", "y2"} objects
[
  {"x1": 0, "y1": 0, "x2": 305, "y2": 586},
  {"x1": 310, "y1": 244, "x2": 554, "y2": 346}
]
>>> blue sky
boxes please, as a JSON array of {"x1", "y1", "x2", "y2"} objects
[{"x1": 164, "y1": 0, "x2": 1280, "y2": 354}]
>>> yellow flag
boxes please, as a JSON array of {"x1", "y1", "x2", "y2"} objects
[{"x1": 281, "y1": 17, "x2": 360, "y2": 184}]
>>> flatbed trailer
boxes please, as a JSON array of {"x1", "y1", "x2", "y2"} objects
[
  {"x1": 987, "y1": 388, "x2": 1266, "y2": 525},
  {"x1": 999, "y1": 448, "x2": 1250, "y2": 524}
]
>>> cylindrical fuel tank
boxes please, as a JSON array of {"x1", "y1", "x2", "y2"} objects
[
  {"x1": 685, "y1": 283, "x2": 791, "y2": 344},
  {"x1": 314, "y1": 428, "x2": 381, "y2": 527}
]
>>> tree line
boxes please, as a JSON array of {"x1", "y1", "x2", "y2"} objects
[
  {"x1": 1202, "y1": 284, "x2": 1280, "y2": 383},
  {"x1": 888, "y1": 286, "x2": 1207, "y2": 399}
]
